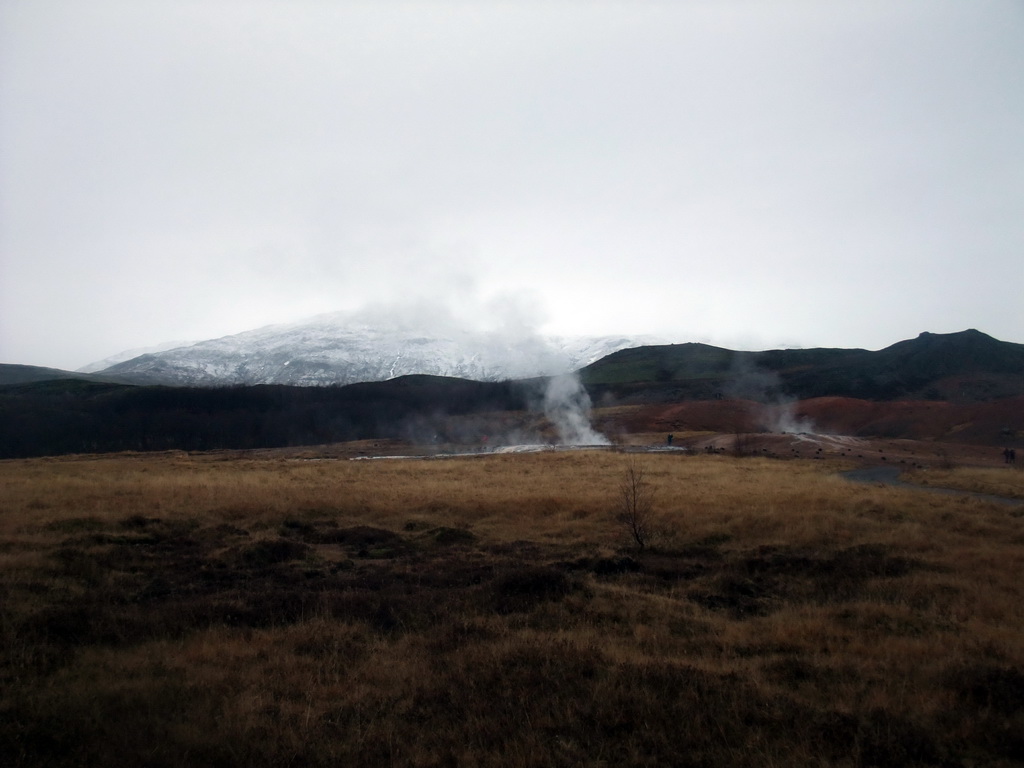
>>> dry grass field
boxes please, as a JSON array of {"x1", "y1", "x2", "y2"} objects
[
  {"x1": 2, "y1": 448, "x2": 1023, "y2": 767},
  {"x1": 903, "y1": 466, "x2": 1024, "y2": 502}
]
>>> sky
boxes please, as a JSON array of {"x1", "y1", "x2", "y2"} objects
[{"x1": 2, "y1": 0, "x2": 1023, "y2": 370}]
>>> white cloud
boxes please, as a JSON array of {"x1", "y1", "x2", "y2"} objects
[{"x1": 2, "y1": 1, "x2": 1023, "y2": 368}]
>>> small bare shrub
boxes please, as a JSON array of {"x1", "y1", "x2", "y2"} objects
[{"x1": 617, "y1": 458, "x2": 656, "y2": 550}]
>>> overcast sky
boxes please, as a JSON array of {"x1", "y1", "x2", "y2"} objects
[{"x1": 2, "y1": 0, "x2": 1023, "y2": 370}]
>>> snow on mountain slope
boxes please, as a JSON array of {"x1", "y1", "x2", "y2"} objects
[
  {"x1": 76, "y1": 340, "x2": 198, "y2": 373},
  {"x1": 90, "y1": 312, "x2": 663, "y2": 386}
]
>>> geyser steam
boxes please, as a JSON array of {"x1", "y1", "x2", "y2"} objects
[
  {"x1": 726, "y1": 353, "x2": 818, "y2": 435},
  {"x1": 543, "y1": 373, "x2": 610, "y2": 446}
]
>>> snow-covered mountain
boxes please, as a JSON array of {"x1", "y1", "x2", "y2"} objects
[{"x1": 87, "y1": 311, "x2": 663, "y2": 387}]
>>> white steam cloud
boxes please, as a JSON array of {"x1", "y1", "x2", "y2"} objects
[
  {"x1": 543, "y1": 373, "x2": 609, "y2": 446},
  {"x1": 761, "y1": 401, "x2": 817, "y2": 435},
  {"x1": 726, "y1": 353, "x2": 818, "y2": 435}
]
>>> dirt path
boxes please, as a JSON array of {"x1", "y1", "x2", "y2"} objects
[{"x1": 841, "y1": 466, "x2": 1023, "y2": 506}]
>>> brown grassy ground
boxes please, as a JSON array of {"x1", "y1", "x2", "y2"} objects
[
  {"x1": 901, "y1": 466, "x2": 1024, "y2": 501},
  {"x1": 2, "y1": 449, "x2": 1023, "y2": 766}
]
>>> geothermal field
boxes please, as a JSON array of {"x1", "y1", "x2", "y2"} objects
[{"x1": 2, "y1": 405, "x2": 1023, "y2": 767}]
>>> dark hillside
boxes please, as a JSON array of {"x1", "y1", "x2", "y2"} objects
[
  {"x1": 878, "y1": 329, "x2": 1024, "y2": 374},
  {"x1": 0, "y1": 364, "x2": 98, "y2": 386},
  {"x1": 580, "y1": 343, "x2": 746, "y2": 402},
  {"x1": 580, "y1": 343, "x2": 736, "y2": 385},
  {"x1": 773, "y1": 330, "x2": 1024, "y2": 401},
  {"x1": 0, "y1": 375, "x2": 530, "y2": 458},
  {"x1": 582, "y1": 330, "x2": 1024, "y2": 403}
]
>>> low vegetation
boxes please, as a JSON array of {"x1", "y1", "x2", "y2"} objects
[
  {"x1": 905, "y1": 465, "x2": 1024, "y2": 501},
  {"x1": 2, "y1": 450, "x2": 1023, "y2": 766}
]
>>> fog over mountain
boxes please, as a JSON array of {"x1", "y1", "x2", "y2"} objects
[
  {"x1": 85, "y1": 309, "x2": 663, "y2": 387},
  {"x1": 4, "y1": 3, "x2": 1023, "y2": 371}
]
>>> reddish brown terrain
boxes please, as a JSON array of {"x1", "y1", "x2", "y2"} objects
[{"x1": 593, "y1": 396, "x2": 1023, "y2": 470}]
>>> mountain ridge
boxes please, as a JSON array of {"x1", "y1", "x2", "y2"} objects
[
  {"x1": 581, "y1": 329, "x2": 1024, "y2": 403},
  {"x1": 83, "y1": 311, "x2": 664, "y2": 387},
  {"x1": 5, "y1": 328, "x2": 1022, "y2": 402},
  {"x1": 3, "y1": 329, "x2": 1023, "y2": 458}
]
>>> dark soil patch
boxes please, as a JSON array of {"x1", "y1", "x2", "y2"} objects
[
  {"x1": 237, "y1": 538, "x2": 312, "y2": 567},
  {"x1": 689, "y1": 544, "x2": 918, "y2": 618},
  {"x1": 425, "y1": 526, "x2": 477, "y2": 545},
  {"x1": 564, "y1": 555, "x2": 641, "y2": 576},
  {"x1": 948, "y1": 663, "x2": 1024, "y2": 715},
  {"x1": 26, "y1": 518, "x2": 600, "y2": 649},
  {"x1": 314, "y1": 526, "x2": 407, "y2": 556},
  {"x1": 488, "y1": 566, "x2": 580, "y2": 614},
  {"x1": 565, "y1": 543, "x2": 918, "y2": 618}
]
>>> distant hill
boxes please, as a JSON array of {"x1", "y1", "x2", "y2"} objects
[
  {"x1": 0, "y1": 364, "x2": 134, "y2": 387},
  {"x1": 0, "y1": 364, "x2": 89, "y2": 386},
  {"x1": 0, "y1": 364, "x2": 136, "y2": 388},
  {"x1": 582, "y1": 330, "x2": 1024, "y2": 403}
]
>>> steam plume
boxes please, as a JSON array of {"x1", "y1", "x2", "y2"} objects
[
  {"x1": 726, "y1": 353, "x2": 817, "y2": 434},
  {"x1": 543, "y1": 373, "x2": 609, "y2": 445}
]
